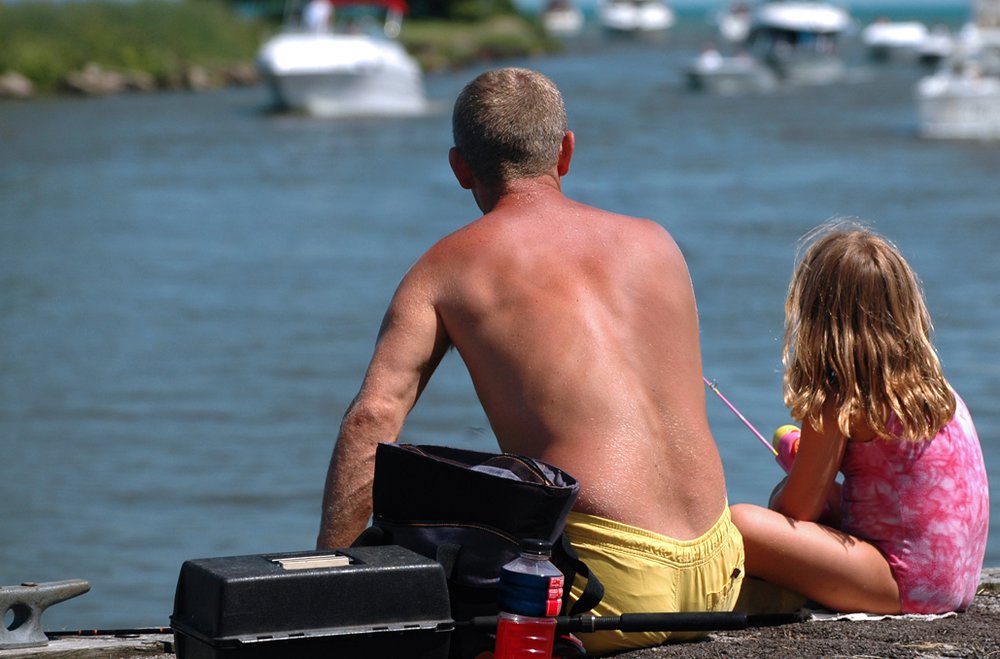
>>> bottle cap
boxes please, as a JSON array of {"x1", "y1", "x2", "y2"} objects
[{"x1": 519, "y1": 538, "x2": 553, "y2": 556}]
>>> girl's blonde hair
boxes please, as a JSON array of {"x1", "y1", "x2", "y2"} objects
[{"x1": 783, "y1": 220, "x2": 955, "y2": 441}]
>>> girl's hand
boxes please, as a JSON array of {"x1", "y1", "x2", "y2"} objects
[{"x1": 770, "y1": 403, "x2": 847, "y2": 522}]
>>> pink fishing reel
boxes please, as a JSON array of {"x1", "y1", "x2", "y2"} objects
[{"x1": 772, "y1": 425, "x2": 800, "y2": 473}]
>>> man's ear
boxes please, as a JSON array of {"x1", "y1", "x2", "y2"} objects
[
  {"x1": 557, "y1": 131, "x2": 575, "y2": 177},
  {"x1": 449, "y1": 147, "x2": 475, "y2": 190}
]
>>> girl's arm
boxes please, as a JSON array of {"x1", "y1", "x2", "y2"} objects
[{"x1": 769, "y1": 402, "x2": 847, "y2": 522}]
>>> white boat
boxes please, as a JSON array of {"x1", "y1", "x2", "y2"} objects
[
  {"x1": 685, "y1": 49, "x2": 779, "y2": 94},
  {"x1": 598, "y1": 0, "x2": 675, "y2": 33},
  {"x1": 916, "y1": 0, "x2": 1000, "y2": 140},
  {"x1": 861, "y1": 19, "x2": 930, "y2": 62},
  {"x1": 256, "y1": 0, "x2": 427, "y2": 117},
  {"x1": 746, "y1": 1, "x2": 851, "y2": 84},
  {"x1": 542, "y1": 0, "x2": 585, "y2": 35}
]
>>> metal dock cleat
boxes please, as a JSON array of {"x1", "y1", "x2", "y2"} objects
[{"x1": 0, "y1": 579, "x2": 90, "y2": 649}]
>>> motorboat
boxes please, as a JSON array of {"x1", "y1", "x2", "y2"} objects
[
  {"x1": 861, "y1": 19, "x2": 953, "y2": 66},
  {"x1": 916, "y1": 0, "x2": 1000, "y2": 139},
  {"x1": 861, "y1": 19, "x2": 930, "y2": 62},
  {"x1": 542, "y1": 0, "x2": 585, "y2": 36},
  {"x1": 256, "y1": 0, "x2": 427, "y2": 117},
  {"x1": 685, "y1": 48, "x2": 779, "y2": 94},
  {"x1": 745, "y1": 1, "x2": 852, "y2": 84},
  {"x1": 918, "y1": 68, "x2": 1000, "y2": 138},
  {"x1": 597, "y1": 0, "x2": 675, "y2": 33}
]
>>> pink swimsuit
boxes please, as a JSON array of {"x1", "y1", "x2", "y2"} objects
[{"x1": 840, "y1": 394, "x2": 990, "y2": 613}]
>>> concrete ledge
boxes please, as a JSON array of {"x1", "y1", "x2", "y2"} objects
[
  {"x1": 0, "y1": 633, "x2": 172, "y2": 658},
  {"x1": 620, "y1": 570, "x2": 1000, "y2": 658},
  {"x1": 978, "y1": 566, "x2": 1000, "y2": 593},
  {"x1": 1, "y1": 570, "x2": 997, "y2": 658}
]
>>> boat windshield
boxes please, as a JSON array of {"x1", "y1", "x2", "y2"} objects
[{"x1": 293, "y1": 0, "x2": 407, "y2": 37}]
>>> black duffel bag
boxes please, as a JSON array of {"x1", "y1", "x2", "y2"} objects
[{"x1": 354, "y1": 443, "x2": 603, "y2": 658}]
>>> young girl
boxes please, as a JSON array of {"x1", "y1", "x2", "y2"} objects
[{"x1": 731, "y1": 220, "x2": 990, "y2": 614}]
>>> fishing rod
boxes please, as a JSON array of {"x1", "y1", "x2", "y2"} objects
[
  {"x1": 702, "y1": 375, "x2": 778, "y2": 457},
  {"x1": 47, "y1": 626, "x2": 172, "y2": 637},
  {"x1": 458, "y1": 610, "x2": 804, "y2": 633},
  {"x1": 703, "y1": 376, "x2": 804, "y2": 473}
]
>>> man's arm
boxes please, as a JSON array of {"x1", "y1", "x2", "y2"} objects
[{"x1": 317, "y1": 268, "x2": 450, "y2": 549}]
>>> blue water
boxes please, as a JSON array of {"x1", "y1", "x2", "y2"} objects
[{"x1": 1, "y1": 17, "x2": 998, "y2": 630}]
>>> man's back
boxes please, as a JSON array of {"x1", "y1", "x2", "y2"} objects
[
  {"x1": 414, "y1": 186, "x2": 727, "y2": 540},
  {"x1": 318, "y1": 68, "x2": 743, "y2": 654}
]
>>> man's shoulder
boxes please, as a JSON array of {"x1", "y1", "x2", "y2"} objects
[
  {"x1": 589, "y1": 207, "x2": 676, "y2": 246},
  {"x1": 571, "y1": 200, "x2": 663, "y2": 229},
  {"x1": 412, "y1": 219, "x2": 488, "y2": 272}
]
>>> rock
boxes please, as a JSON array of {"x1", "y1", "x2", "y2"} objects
[
  {"x1": 223, "y1": 63, "x2": 259, "y2": 86},
  {"x1": 0, "y1": 71, "x2": 35, "y2": 99},
  {"x1": 64, "y1": 63, "x2": 127, "y2": 95},
  {"x1": 122, "y1": 70, "x2": 158, "y2": 93},
  {"x1": 183, "y1": 65, "x2": 214, "y2": 90}
]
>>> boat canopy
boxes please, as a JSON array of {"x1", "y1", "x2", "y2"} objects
[
  {"x1": 328, "y1": 0, "x2": 409, "y2": 12},
  {"x1": 753, "y1": 2, "x2": 851, "y2": 34}
]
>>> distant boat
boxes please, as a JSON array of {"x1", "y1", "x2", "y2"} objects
[
  {"x1": 861, "y1": 19, "x2": 930, "y2": 62},
  {"x1": 685, "y1": 48, "x2": 779, "y2": 95},
  {"x1": 597, "y1": 0, "x2": 675, "y2": 33},
  {"x1": 916, "y1": 0, "x2": 1000, "y2": 140},
  {"x1": 542, "y1": 0, "x2": 585, "y2": 35},
  {"x1": 860, "y1": 19, "x2": 953, "y2": 66},
  {"x1": 256, "y1": 0, "x2": 427, "y2": 117},
  {"x1": 745, "y1": 1, "x2": 852, "y2": 84}
]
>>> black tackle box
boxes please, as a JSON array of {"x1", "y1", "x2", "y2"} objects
[{"x1": 170, "y1": 545, "x2": 453, "y2": 658}]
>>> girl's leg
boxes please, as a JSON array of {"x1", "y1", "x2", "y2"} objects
[{"x1": 730, "y1": 503, "x2": 901, "y2": 614}]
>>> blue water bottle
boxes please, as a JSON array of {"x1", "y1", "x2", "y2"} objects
[{"x1": 494, "y1": 538, "x2": 564, "y2": 658}]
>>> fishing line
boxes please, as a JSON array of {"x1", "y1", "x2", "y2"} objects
[{"x1": 702, "y1": 375, "x2": 778, "y2": 456}]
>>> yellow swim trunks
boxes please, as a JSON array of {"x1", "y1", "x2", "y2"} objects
[{"x1": 564, "y1": 506, "x2": 745, "y2": 655}]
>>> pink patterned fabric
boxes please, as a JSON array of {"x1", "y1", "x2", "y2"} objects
[{"x1": 840, "y1": 394, "x2": 990, "y2": 613}]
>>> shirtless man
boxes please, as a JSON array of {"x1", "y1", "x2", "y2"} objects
[{"x1": 317, "y1": 67, "x2": 743, "y2": 653}]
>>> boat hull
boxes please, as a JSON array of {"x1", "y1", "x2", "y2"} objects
[
  {"x1": 686, "y1": 58, "x2": 779, "y2": 94},
  {"x1": 261, "y1": 66, "x2": 426, "y2": 116},
  {"x1": 257, "y1": 32, "x2": 426, "y2": 117},
  {"x1": 598, "y1": 0, "x2": 675, "y2": 32},
  {"x1": 766, "y1": 52, "x2": 847, "y2": 84},
  {"x1": 543, "y1": 8, "x2": 585, "y2": 34},
  {"x1": 917, "y1": 77, "x2": 1000, "y2": 139}
]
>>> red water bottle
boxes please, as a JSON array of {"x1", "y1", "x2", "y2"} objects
[{"x1": 493, "y1": 538, "x2": 564, "y2": 658}]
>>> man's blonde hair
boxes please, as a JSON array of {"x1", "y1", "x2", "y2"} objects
[
  {"x1": 452, "y1": 67, "x2": 568, "y2": 184},
  {"x1": 783, "y1": 219, "x2": 955, "y2": 441}
]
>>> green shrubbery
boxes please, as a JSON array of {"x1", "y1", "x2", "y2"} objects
[
  {"x1": 402, "y1": 15, "x2": 555, "y2": 71},
  {"x1": 0, "y1": 0, "x2": 555, "y2": 94},
  {"x1": 0, "y1": 0, "x2": 267, "y2": 92}
]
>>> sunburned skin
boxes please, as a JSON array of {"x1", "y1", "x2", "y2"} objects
[
  {"x1": 318, "y1": 71, "x2": 727, "y2": 553},
  {"x1": 316, "y1": 68, "x2": 745, "y2": 655},
  {"x1": 425, "y1": 190, "x2": 727, "y2": 541}
]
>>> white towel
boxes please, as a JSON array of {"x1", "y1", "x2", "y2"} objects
[{"x1": 804, "y1": 608, "x2": 957, "y2": 622}]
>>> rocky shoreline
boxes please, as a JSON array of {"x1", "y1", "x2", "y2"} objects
[{"x1": 0, "y1": 62, "x2": 259, "y2": 101}]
